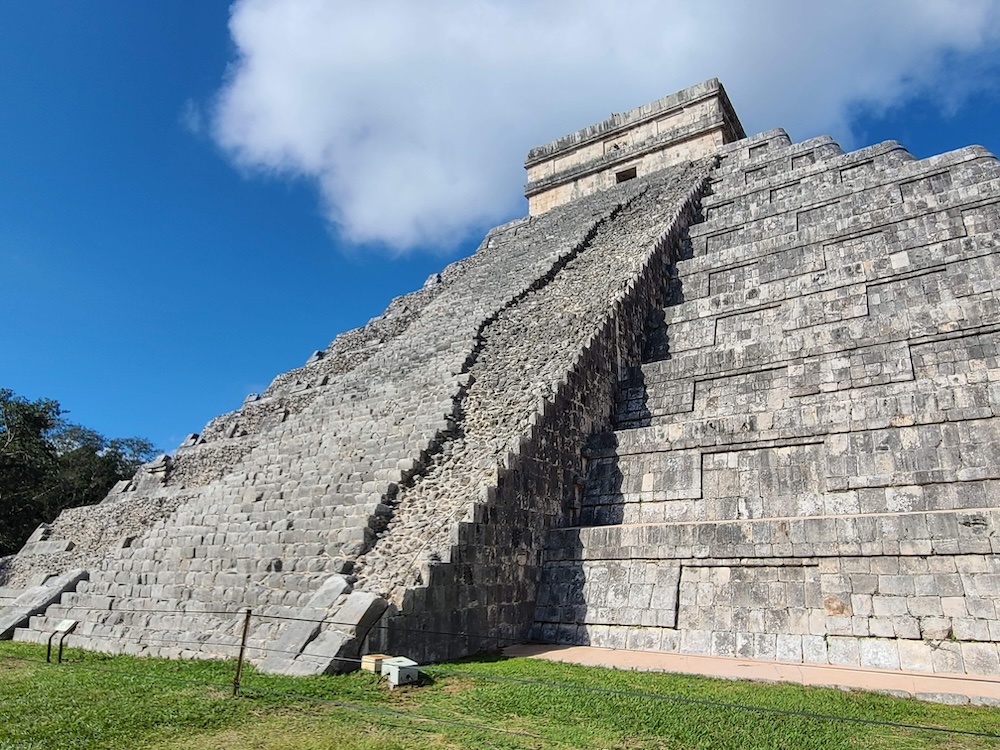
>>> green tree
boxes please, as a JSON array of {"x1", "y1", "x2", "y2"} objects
[
  {"x1": 0, "y1": 389, "x2": 62, "y2": 555},
  {"x1": 0, "y1": 389, "x2": 158, "y2": 556},
  {"x1": 51, "y1": 426, "x2": 156, "y2": 511}
]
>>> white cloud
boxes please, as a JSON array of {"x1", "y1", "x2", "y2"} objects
[
  {"x1": 211, "y1": 0, "x2": 1000, "y2": 252},
  {"x1": 179, "y1": 98, "x2": 203, "y2": 135}
]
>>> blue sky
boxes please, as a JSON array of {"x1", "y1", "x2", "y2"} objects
[{"x1": 2, "y1": 2, "x2": 1000, "y2": 453}]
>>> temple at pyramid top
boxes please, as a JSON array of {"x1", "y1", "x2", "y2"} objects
[{"x1": 524, "y1": 78, "x2": 745, "y2": 215}]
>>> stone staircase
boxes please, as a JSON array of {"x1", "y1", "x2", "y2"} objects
[
  {"x1": 533, "y1": 129, "x2": 1000, "y2": 678},
  {"x1": 8, "y1": 164, "x2": 708, "y2": 669}
]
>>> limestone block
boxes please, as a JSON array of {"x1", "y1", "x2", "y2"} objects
[
  {"x1": 801, "y1": 635, "x2": 828, "y2": 664},
  {"x1": 680, "y1": 628, "x2": 711, "y2": 654},
  {"x1": 775, "y1": 633, "x2": 802, "y2": 662},
  {"x1": 930, "y1": 642, "x2": 965, "y2": 673},
  {"x1": 919, "y1": 617, "x2": 953, "y2": 640},
  {"x1": 952, "y1": 618, "x2": 991, "y2": 641},
  {"x1": 859, "y1": 639, "x2": 901, "y2": 670},
  {"x1": 827, "y1": 636, "x2": 861, "y2": 666}
]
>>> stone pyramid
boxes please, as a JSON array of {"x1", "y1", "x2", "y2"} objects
[{"x1": 2, "y1": 79, "x2": 998, "y2": 685}]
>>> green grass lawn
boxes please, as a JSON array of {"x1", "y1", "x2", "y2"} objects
[{"x1": 0, "y1": 641, "x2": 997, "y2": 750}]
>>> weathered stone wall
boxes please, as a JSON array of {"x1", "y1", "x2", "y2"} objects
[{"x1": 533, "y1": 128, "x2": 1000, "y2": 678}]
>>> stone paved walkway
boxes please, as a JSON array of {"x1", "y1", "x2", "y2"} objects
[{"x1": 504, "y1": 644, "x2": 1000, "y2": 705}]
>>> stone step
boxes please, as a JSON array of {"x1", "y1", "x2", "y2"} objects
[
  {"x1": 698, "y1": 140, "x2": 906, "y2": 230},
  {"x1": 711, "y1": 133, "x2": 844, "y2": 181},
  {"x1": 545, "y1": 508, "x2": 1000, "y2": 564},
  {"x1": 614, "y1": 329, "x2": 1000, "y2": 432},
  {"x1": 624, "y1": 220, "x2": 1000, "y2": 395},
  {"x1": 631, "y1": 317, "x2": 1000, "y2": 409},
  {"x1": 701, "y1": 139, "x2": 997, "y2": 232}
]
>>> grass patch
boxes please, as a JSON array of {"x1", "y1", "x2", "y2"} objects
[{"x1": 0, "y1": 641, "x2": 997, "y2": 750}]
